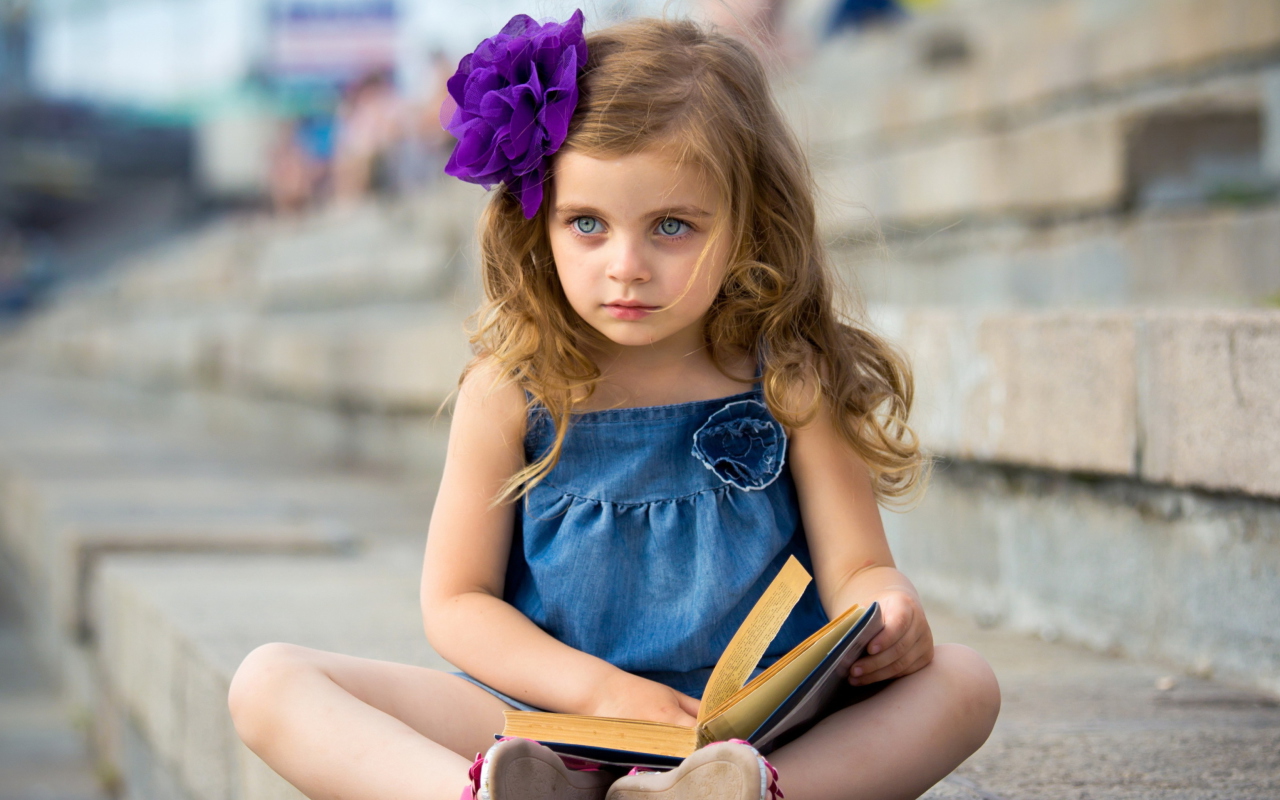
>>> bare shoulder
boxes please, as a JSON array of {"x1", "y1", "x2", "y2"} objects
[
  {"x1": 778, "y1": 367, "x2": 873, "y2": 480},
  {"x1": 449, "y1": 357, "x2": 528, "y2": 463}
]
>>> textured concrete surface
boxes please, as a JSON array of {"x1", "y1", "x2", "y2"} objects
[
  {"x1": 926, "y1": 611, "x2": 1280, "y2": 800},
  {"x1": 874, "y1": 308, "x2": 1280, "y2": 499},
  {"x1": 838, "y1": 205, "x2": 1280, "y2": 309},
  {"x1": 827, "y1": 108, "x2": 1127, "y2": 222},
  {"x1": 95, "y1": 551, "x2": 447, "y2": 800},
  {"x1": 1, "y1": 370, "x2": 1278, "y2": 800},
  {"x1": 1139, "y1": 313, "x2": 1280, "y2": 498},
  {"x1": 786, "y1": 0, "x2": 1280, "y2": 144},
  {"x1": 93, "y1": 550, "x2": 1280, "y2": 800},
  {"x1": 885, "y1": 461, "x2": 1280, "y2": 696},
  {"x1": 0, "y1": 560, "x2": 109, "y2": 800}
]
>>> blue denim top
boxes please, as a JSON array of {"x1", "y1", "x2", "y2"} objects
[{"x1": 504, "y1": 387, "x2": 831, "y2": 699}]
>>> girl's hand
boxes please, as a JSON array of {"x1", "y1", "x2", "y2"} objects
[
  {"x1": 587, "y1": 672, "x2": 701, "y2": 726},
  {"x1": 849, "y1": 589, "x2": 934, "y2": 685}
]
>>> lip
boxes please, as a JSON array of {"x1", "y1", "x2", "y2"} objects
[{"x1": 603, "y1": 301, "x2": 659, "y2": 321}]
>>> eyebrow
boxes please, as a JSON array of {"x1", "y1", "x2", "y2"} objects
[{"x1": 554, "y1": 204, "x2": 714, "y2": 219}]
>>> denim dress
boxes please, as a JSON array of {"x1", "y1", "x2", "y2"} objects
[{"x1": 474, "y1": 384, "x2": 832, "y2": 704}]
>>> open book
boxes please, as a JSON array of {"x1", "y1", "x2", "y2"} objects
[{"x1": 501, "y1": 556, "x2": 883, "y2": 768}]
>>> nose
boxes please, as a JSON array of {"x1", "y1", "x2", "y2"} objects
[{"x1": 604, "y1": 234, "x2": 650, "y2": 286}]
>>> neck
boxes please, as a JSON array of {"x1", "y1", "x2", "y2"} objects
[{"x1": 577, "y1": 331, "x2": 755, "y2": 411}]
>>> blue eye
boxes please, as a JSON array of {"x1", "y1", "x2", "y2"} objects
[
  {"x1": 572, "y1": 217, "x2": 600, "y2": 235},
  {"x1": 658, "y1": 218, "x2": 689, "y2": 237}
]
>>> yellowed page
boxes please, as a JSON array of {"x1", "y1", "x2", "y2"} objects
[
  {"x1": 502, "y1": 711, "x2": 699, "y2": 759},
  {"x1": 713, "y1": 602, "x2": 864, "y2": 713},
  {"x1": 700, "y1": 607, "x2": 862, "y2": 743},
  {"x1": 698, "y1": 556, "x2": 811, "y2": 724}
]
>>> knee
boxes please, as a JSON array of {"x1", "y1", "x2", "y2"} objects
[
  {"x1": 930, "y1": 643, "x2": 1001, "y2": 751},
  {"x1": 228, "y1": 642, "x2": 314, "y2": 749}
]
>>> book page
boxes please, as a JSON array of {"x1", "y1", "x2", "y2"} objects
[
  {"x1": 503, "y1": 711, "x2": 699, "y2": 759},
  {"x1": 700, "y1": 606, "x2": 863, "y2": 743},
  {"x1": 698, "y1": 556, "x2": 811, "y2": 724}
]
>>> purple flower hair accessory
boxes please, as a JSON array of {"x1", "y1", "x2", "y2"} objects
[{"x1": 441, "y1": 10, "x2": 587, "y2": 219}]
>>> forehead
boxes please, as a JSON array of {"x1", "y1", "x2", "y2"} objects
[{"x1": 550, "y1": 148, "x2": 720, "y2": 217}]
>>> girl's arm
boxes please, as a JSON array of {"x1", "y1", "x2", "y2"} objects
[
  {"x1": 787, "y1": 394, "x2": 934, "y2": 686},
  {"x1": 420, "y1": 361, "x2": 700, "y2": 724}
]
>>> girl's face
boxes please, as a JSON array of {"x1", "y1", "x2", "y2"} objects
[{"x1": 547, "y1": 148, "x2": 729, "y2": 354}]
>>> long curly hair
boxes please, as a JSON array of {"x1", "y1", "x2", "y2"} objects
[{"x1": 465, "y1": 17, "x2": 928, "y2": 506}]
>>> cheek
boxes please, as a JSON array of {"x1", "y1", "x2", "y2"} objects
[
  {"x1": 672, "y1": 254, "x2": 728, "y2": 311},
  {"x1": 550, "y1": 243, "x2": 595, "y2": 310}
]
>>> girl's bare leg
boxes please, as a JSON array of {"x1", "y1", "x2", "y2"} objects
[
  {"x1": 228, "y1": 642, "x2": 513, "y2": 800},
  {"x1": 769, "y1": 644, "x2": 1001, "y2": 800}
]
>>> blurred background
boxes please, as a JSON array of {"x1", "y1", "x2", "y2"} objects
[{"x1": 0, "y1": 1, "x2": 1277, "y2": 799}]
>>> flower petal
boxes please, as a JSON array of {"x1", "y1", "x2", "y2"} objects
[
  {"x1": 440, "y1": 10, "x2": 587, "y2": 191},
  {"x1": 691, "y1": 400, "x2": 787, "y2": 491}
]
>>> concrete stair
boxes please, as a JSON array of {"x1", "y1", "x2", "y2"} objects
[{"x1": 1, "y1": 371, "x2": 1276, "y2": 800}]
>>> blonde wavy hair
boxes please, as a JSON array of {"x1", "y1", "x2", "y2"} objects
[{"x1": 464, "y1": 16, "x2": 928, "y2": 506}]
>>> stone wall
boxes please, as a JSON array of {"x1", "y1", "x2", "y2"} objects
[{"x1": 774, "y1": 0, "x2": 1280, "y2": 693}]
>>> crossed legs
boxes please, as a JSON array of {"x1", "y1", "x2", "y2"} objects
[
  {"x1": 229, "y1": 643, "x2": 513, "y2": 800},
  {"x1": 228, "y1": 642, "x2": 999, "y2": 800}
]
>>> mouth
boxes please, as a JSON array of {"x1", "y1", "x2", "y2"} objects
[
  {"x1": 605, "y1": 301, "x2": 659, "y2": 309},
  {"x1": 603, "y1": 301, "x2": 659, "y2": 320}
]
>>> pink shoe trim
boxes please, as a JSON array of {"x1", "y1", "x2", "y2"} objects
[
  {"x1": 559, "y1": 756, "x2": 603, "y2": 772},
  {"x1": 721, "y1": 740, "x2": 784, "y2": 800},
  {"x1": 463, "y1": 751, "x2": 484, "y2": 798}
]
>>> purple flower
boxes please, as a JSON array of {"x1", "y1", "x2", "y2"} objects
[{"x1": 442, "y1": 10, "x2": 587, "y2": 219}]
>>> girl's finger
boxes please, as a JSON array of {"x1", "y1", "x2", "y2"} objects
[
  {"x1": 853, "y1": 649, "x2": 918, "y2": 685},
  {"x1": 677, "y1": 692, "x2": 702, "y2": 718},
  {"x1": 851, "y1": 626, "x2": 923, "y2": 679},
  {"x1": 865, "y1": 602, "x2": 915, "y2": 657},
  {"x1": 860, "y1": 638, "x2": 935, "y2": 685},
  {"x1": 672, "y1": 708, "x2": 699, "y2": 726},
  {"x1": 863, "y1": 622, "x2": 908, "y2": 661}
]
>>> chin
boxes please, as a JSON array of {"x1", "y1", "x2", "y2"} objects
[
  {"x1": 601, "y1": 330, "x2": 663, "y2": 348},
  {"x1": 584, "y1": 320, "x2": 661, "y2": 347}
]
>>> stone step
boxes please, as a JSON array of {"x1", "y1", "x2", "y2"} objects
[
  {"x1": 926, "y1": 609, "x2": 1280, "y2": 800},
  {"x1": 0, "y1": 371, "x2": 453, "y2": 481},
  {"x1": 81, "y1": 185, "x2": 484, "y2": 314},
  {"x1": 788, "y1": 0, "x2": 1280, "y2": 145},
  {"x1": 95, "y1": 551, "x2": 445, "y2": 800},
  {"x1": 884, "y1": 460, "x2": 1280, "y2": 697},
  {"x1": 29, "y1": 305, "x2": 1274, "y2": 500},
  {"x1": 12, "y1": 302, "x2": 1280, "y2": 505},
  {"x1": 0, "y1": 374, "x2": 440, "y2": 712},
  {"x1": 808, "y1": 70, "x2": 1270, "y2": 226},
  {"x1": 840, "y1": 203, "x2": 1280, "y2": 308},
  {"x1": 91, "y1": 548, "x2": 1280, "y2": 800},
  {"x1": 9, "y1": 304, "x2": 473, "y2": 414},
  {"x1": 875, "y1": 306, "x2": 1280, "y2": 499},
  {"x1": 0, "y1": 622, "x2": 110, "y2": 800}
]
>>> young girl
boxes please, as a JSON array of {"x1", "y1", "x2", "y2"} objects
[{"x1": 229, "y1": 12, "x2": 1000, "y2": 800}]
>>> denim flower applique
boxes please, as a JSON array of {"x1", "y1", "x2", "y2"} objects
[{"x1": 692, "y1": 400, "x2": 787, "y2": 491}]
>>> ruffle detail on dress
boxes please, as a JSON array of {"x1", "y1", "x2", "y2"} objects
[{"x1": 691, "y1": 400, "x2": 787, "y2": 491}]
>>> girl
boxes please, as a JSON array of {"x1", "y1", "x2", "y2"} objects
[{"x1": 228, "y1": 12, "x2": 1000, "y2": 800}]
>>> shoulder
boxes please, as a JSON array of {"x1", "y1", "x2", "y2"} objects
[
  {"x1": 453, "y1": 357, "x2": 528, "y2": 449},
  {"x1": 771, "y1": 366, "x2": 868, "y2": 477}
]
